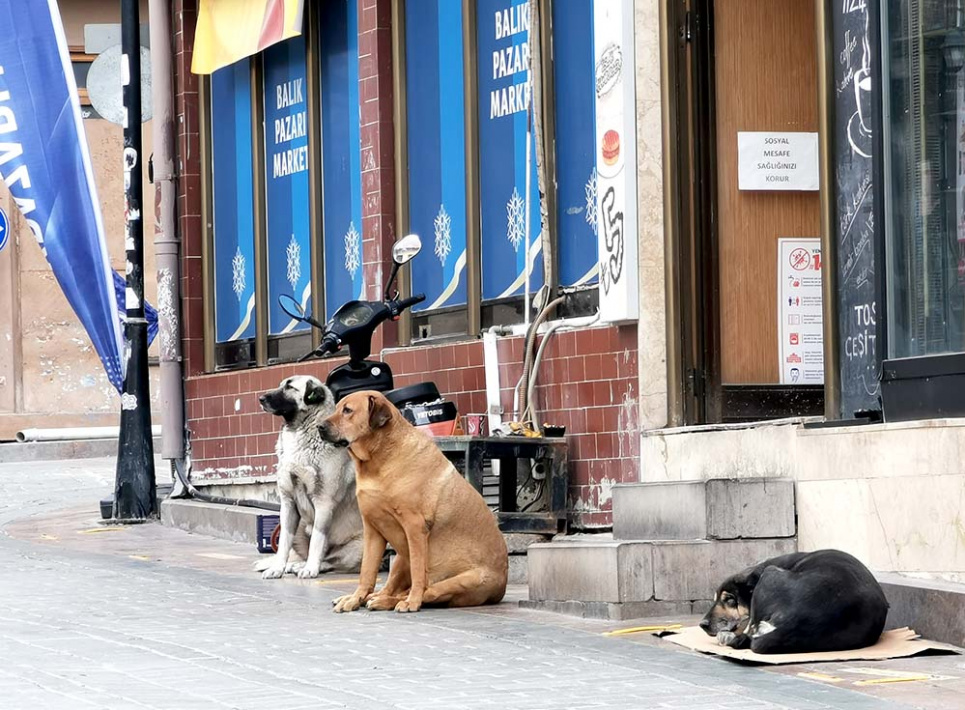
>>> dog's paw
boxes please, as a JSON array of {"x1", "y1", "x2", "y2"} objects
[
  {"x1": 716, "y1": 631, "x2": 737, "y2": 647},
  {"x1": 285, "y1": 561, "x2": 304, "y2": 574},
  {"x1": 394, "y1": 598, "x2": 422, "y2": 613},
  {"x1": 332, "y1": 593, "x2": 362, "y2": 613},
  {"x1": 261, "y1": 565, "x2": 286, "y2": 580},
  {"x1": 365, "y1": 595, "x2": 398, "y2": 611},
  {"x1": 297, "y1": 564, "x2": 321, "y2": 579}
]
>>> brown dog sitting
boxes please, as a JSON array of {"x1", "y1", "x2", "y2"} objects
[{"x1": 318, "y1": 390, "x2": 508, "y2": 613}]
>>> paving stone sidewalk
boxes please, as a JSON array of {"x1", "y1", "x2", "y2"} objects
[{"x1": 0, "y1": 457, "x2": 948, "y2": 710}]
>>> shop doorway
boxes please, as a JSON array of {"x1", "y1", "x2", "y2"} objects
[{"x1": 672, "y1": 0, "x2": 826, "y2": 424}]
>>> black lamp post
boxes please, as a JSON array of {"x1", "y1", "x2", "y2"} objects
[{"x1": 113, "y1": 0, "x2": 156, "y2": 521}]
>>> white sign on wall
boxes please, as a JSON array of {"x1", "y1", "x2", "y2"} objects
[
  {"x1": 738, "y1": 132, "x2": 819, "y2": 191},
  {"x1": 593, "y1": 0, "x2": 638, "y2": 323},
  {"x1": 778, "y1": 238, "x2": 824, "y2": 385}
]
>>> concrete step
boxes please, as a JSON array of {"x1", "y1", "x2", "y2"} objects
[
  {"x1": 612, "y1": 478, "x2": 795, "y2": 541},
  {"x1": 877, "y1": 573, "x2": 965, "y2": 648},
  {"x1": 0, "y1": 437, "x2": 164, "y2": 464},
  {"x1": 524, "y1": 536, "x2": 797, "y2": 620},
  {"x1": 612, "y1": 481, "x2": 706, "y2": 540},
  {"x1": 161, "y1": 498, "x2": 541, "y2": 584},
  {"x1": 160, "y1": 499, "x2": 277, "y2": 547}
]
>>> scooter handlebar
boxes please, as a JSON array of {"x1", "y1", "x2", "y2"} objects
[
  {"x1": 395, "y1": 293, "x2": 426, "y2": 312},
  {"x1": 298, "y1": 333, "x2": 341, "y2": 362}
]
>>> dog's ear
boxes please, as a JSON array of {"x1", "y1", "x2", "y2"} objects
[
  {"x1": 368, "y1": 394, "x2": 392, "y2": 429},
  {"x1": 304, "y1": 380, "x2": 327, "y2": 406},
  {"x1": 730, "y1": 567, "x2": 762, "y2": 602}
]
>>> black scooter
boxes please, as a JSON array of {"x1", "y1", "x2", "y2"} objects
[{"x1": 278, "y1": 235, "x2": 459, "y2": 433}]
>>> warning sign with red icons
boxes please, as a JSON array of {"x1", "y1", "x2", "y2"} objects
[{"x1": 778, "y1": 237, "x2": 823, "y2": 385}]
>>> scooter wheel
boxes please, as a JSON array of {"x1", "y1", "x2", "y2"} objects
[{"x1": 385, "y1": 382, "x2": 440, "y2": 408}]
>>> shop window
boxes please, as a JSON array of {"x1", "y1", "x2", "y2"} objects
[
  {"x1": 263, "y1": 34, "x2": 312, "y2": 339},
  {"x1": 404, "y1": 0, "x2": 471, "y2": 339},
  {"x1": 397, "y1": 0, "x2": 601, "y2": 342},
  {"x1": 476, "y1": 0, "x2": 545, "y2": 302},
  {"x1": 883, "y1": 1, "x2": 965, "y2": 358},
  {"x1": 319, "y1": 0, "x2": 364, "y2": 320},
  {"x1": 210, "y1": 59, "x2": 258, "y2": 360},
  {"x1": 70, "y1": 49, "x2": 99, "y2": 119},
  {"x1": 550, "y1": 0, "x2": 599, "y2": 288},
  {"x1": 205, "y1": 1, "x2": 363, "y2": 370}
]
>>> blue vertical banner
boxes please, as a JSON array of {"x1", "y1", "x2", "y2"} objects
[
  {"x1": 211, "y1": 60, "x2": 257, "y2": 343},
  {"x1": 263, "y1": 34, "x2": 311, "y2": 335},
  {"x1": 0, "y1": 0, "x2": 153, "y2": 391},
  {"x1": 319, "y1": 0, "x2": 364, "y2": 319},
  {"x1": 476, "y1": 0, "x2": 543, "y2": 301},
  {"x1": 552, "y1": 0, "x2": 598, "y2": 287},
  {"x1": 405, "y1": 0, "x2": 468, "y2": 312},
  {"x1": 0, "y1": 207, "x2": 8, "y2": 252}
]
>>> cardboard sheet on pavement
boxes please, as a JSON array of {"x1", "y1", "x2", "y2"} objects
[{"x1": 655, "y1": 626, "x2": 961, "y2": 665}]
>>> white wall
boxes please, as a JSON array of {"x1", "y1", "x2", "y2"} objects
[{"x1": 641, "y1": 418, "x2": 965, "y2": 579}]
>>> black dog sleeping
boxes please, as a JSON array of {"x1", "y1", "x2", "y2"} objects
[{"x1": 699, "y1": 549, "x2": 889, "y2": 654}]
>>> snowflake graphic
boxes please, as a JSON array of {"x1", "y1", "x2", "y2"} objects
[
  {"x1": 231, "y1": 246, "x2": 246, "y2": 301},
  {"x1": 506, "y1": 187, "x2": 525, "y2": 252},
  {"x1": 344, "y1": 222, "x2": 361, "y2": 278},
  {"x1": 286, "y1": 235, "x2": 301, "y2": 289},
  {"x1": 585, "y1": 170, "x2": 598, "y2": 236},
  {"x1": 434, "y1": 204, "x2": 452, "y2": 265}
]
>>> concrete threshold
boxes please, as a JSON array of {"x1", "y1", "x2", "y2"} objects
[
  {"x1": 161, "y1": 497, "x2": 540, "y2": 584},
  {"x1": 0, "y1": 437, "x2": 163, "y2": 464}
]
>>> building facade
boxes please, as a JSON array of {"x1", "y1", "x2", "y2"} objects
[
  {"x1": 0, "y1": 0, "x2": 160, "y2": 441},
  {"x1": 165, "y1": 0, "x2": 965, "y2": 576},
  {"x1": 647, "y1": 0, "x2": 965, "y2": 581},
  {"x1": 173, "y1": 0, "x2": 660, "y2": 530}
]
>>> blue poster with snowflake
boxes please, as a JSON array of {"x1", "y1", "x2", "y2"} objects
[
  {"x1": 264, "y1": 34, "x2": 312, "y2": 335},
  {"x1": 553, "y1": 0, "x2": 599, "y2": 287},
  {"x1": 320, "y1": 0, "x2": 364, "y2": 320},
  {"x1": 211, "y1": 60, "x2": 257, "y2": 343},
  {"x1": 477, "y1": 0, "x2": 544, "y2": 301},
  {"x1": 405, "y1": 0, "x2": 469, "y2": 312}
]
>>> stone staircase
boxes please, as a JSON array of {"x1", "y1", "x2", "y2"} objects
[{"x1": 521, "y1": 478, "x2": 797, "y2": 620}]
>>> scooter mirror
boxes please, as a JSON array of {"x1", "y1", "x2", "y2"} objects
[
  {"x1": 392, "y1": 234, "x2": 422, "y2": 265},
  {"x1": 278, "y1": 294, "x2": 306, "y2": 321}
]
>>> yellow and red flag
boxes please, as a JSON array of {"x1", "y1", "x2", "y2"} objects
[{"x1": 191, "y1": 0, "x2": 305, "y2": 75}]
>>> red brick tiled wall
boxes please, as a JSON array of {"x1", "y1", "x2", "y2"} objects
[
  {"x1": 358, "y1": 0, "x2": 397, "y2": 354},
  {"x1": 387, "y1": 328, "x2": 641, "y2": 527},
  {"x1": 174, "y1": 0, "x2": 640, "y2": 529},
  {"x1": 185, "y1": 325, "x2": 638, "y2": 529},
  {"x1": 174, "y1": 0, "x2": 204, "y2": 378}
]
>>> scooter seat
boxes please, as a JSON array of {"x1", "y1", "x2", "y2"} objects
[{"x1": 385, "y1": 382, "x2": 440, "y2": 408}]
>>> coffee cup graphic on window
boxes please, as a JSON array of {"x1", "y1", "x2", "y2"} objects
[
  {"x1": 855, "y1": 67, "x2": 872, "y2": 135},
  {"x1": 847, "y1": 26, "x2": 874, "y2": 159},
  {"x1": 848, "y1": 65, "x2": 873, "y2": 157}
]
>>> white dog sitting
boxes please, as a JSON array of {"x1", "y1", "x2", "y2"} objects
[{"x1": 253, "y1": 375, "x2": 363, "y2": 579}]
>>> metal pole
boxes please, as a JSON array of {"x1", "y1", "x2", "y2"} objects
[
  {"x1": 149, "y1": 0, "x2": 184, "y2": 463},
  {"x1": 815, "y1": 0, "x2": 840, "y2": 420},
  {"x1": 524, "y1": 101, "x2": 532, "y2": 328},
  {"x1": 113, "y1": 0, "x2": 157, "y2": 520}
]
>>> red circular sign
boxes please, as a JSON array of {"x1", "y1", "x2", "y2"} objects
[{"x1": 789, "y1": 248, "x2": 811, "y2": 271}]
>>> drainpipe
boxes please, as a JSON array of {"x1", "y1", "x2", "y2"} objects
[{"x1": 149, "y1": 0, "x2": 184, "y2": 462}]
